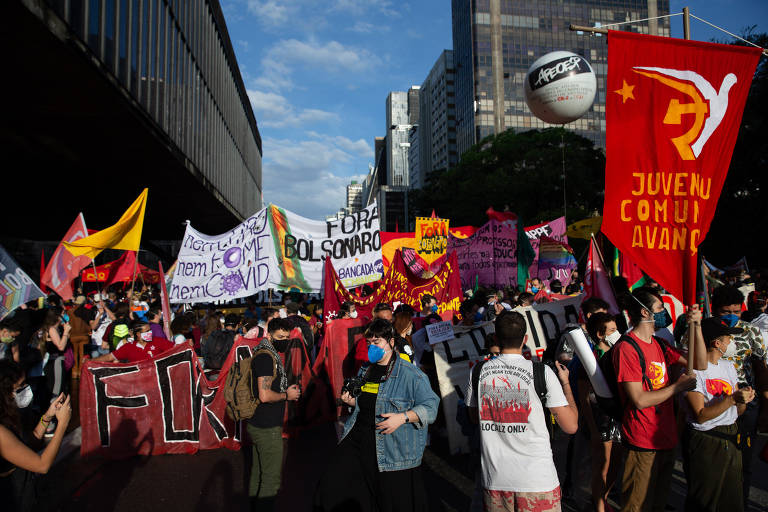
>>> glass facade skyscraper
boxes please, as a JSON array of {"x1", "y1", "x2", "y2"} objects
[{"x1": 451, "y1": 0, "x2": 670, "y2": 155}]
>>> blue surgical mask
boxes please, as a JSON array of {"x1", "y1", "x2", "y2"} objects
[
  {"x1": 720, "y1": 314, "x2": 739, "y2": 328},
  {"x1": 61, "y1": 314, "x2": 70, "y2": 323},
  {"x1": 653, "y1": 310, "x2": 672, "y2": 329},
  {"x1": 368, "y1": 344, "x2": 386, "y2": 363},
  {"x1": 531, "y1": 286, "x2": 539, "y2": 294},
  {"x1": 430, "y1": 304, "x2": 438, "y2": 314}
]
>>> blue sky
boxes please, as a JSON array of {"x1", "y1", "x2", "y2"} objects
[{"x1": 220, "y1": 0, "x2": 766, "y2": 220}]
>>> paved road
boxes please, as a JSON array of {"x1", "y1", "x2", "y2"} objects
[{"x1": 40, "y1": 423, "x2": 768, "y2": 512}]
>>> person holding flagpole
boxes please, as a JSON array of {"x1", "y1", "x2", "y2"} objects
[{"x1": 612, "y1": 288, "x2": 708, "y2": 512}]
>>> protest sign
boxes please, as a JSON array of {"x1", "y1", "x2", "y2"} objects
[
  {"x1": 415, "y1": 217, "x2": 450, "y2": 265},
  {"x1": 0, "y1": 245, "x2": 46, "y2": 321},
  {"x1": 323, "y1": 249, "x2": 463, "y2": 324},
  {"x1": 170, "y1": 208, "x2": 272, "y2": 303},
  {"x1": 602, "y1": 31, "x2": 760, "y2": 303},
  {"x1": 432, "y1": 295, "x2": 583, "y2": 453},
  {"x1": 80, "y1": 337, "x2": 260, "y2": 458},
  {"x1": 448, "y1": 217, "x2": 568, "y2": 289},
  {"x1": 426, "y1": 320, "x2": 455, "y2": 344},
  {"x1": 269, "y1": 203, "x2": 382, "y2": 292},
  {"x1": 41, "y1": 213, "x2": 92, "y2": 301}
]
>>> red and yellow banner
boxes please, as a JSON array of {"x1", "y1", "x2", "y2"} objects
[
  {"x1": 415, "y1": 217, "x2": 450, "y2": 265},
  {"x1": 602, "y1": 32, "x2": 760, "y2": 303}
]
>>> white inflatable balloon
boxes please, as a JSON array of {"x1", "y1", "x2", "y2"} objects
[{"x1": 524, "y1": 51, "x2": 597, "y2": 124}]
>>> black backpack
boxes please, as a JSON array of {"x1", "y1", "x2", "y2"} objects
[
  {"x1": 596, "y1": 334, "x2": 669, "y2": 423},
  {"x1": 202, "y1": 330, "x2": 236, "y2": 370}
]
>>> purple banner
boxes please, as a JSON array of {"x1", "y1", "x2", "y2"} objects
[{"x1": 448, "y1": 217, "x2": 569, "y2": 290}]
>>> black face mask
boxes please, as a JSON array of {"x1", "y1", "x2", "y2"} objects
[{"x1": 272, "y1": 339, "x2": 290, "y2": 353}]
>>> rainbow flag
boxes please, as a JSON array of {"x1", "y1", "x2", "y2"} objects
[
  {"x1": 537, "y1": 236, "x2": 577, "y2": 271},
  {"x1": 0, "y1": 244, "x2": 46, "y2": 320}
]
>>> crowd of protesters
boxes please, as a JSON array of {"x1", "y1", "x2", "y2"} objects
[{"x1": 0, "y1": 264, "x2": 766, "y2": 512}]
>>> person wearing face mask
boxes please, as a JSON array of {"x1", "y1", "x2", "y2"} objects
[
  {"x1": 91, "y1": 319, "x2": 174, "y2": 364},
  {"x1": 418, "y1": 294, "x2": 438, "y2": 318},
  {"x1": 611, "y1": 288, "x2": 707, "y2": 512},
  {"x1": 682, "y1": 317, "x2": 755, "y2": 512},
  {"x1": 710, "y1": 285, "x2": 768, "y2": 503},
  {"x1": 314, "y1": 319, "x2": 439, "y2": 512},
  {"x1": 578, "y1": 312, "x2": 623, "y2": 512},
  {"x1": 0, "y1": 359, "x2": 72, "y2": 511},
  {"x1": 246, "y1": 318, "x2": 300, "y2": 512}
]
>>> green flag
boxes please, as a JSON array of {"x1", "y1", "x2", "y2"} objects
[{"x1": 516, "y1": 220, "x2": 536, "y2": 291}]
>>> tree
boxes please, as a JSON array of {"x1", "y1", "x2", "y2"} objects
[
  {"x1": 700, "y1": 29, "x2": 768, "y2": 268},
  {"x1": 410, "y1": 127, "x2": 605, "y2": 226}
]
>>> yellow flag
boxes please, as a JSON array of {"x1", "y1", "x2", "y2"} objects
[
  {"x1": 566, "y1": 216, "x2": 602, "y2": 240},
  {"x1": 63, "y1": 189, "x2": 148, "y2": 259}
]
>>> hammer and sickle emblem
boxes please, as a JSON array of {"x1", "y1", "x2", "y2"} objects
[{"x1": 633, "y1": 66, "x2": 737, "y2": 161}]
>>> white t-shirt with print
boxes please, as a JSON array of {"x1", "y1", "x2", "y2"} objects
[
  {"x1": 686, "y1": 359, "x2": 739, "y2": 431},
  {"x1": 465, "y1": 354, "x2": 568, "y2": 492}
]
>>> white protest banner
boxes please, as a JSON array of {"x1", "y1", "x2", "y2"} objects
[
  {"x1": 426, "y1": 320, "x2": 455, "y2": 344},
  {"x1": 432, "y1": 294, "x2": 583, "y2": 454},
  {"x1": 513, "y1": 294, "x2": 583, "y2": 360},
  {"x1": 169, "y1": 208, "x2": 272, "y2": 303},
  {"x1": 432, "y1": 322, "x2": 493, "y2": 454},
  {"x1": 268, "y1": 202, "x2": 382, "y2": 292}
]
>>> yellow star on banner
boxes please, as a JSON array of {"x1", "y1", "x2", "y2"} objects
[{"x1": 614, "y1": 80, "x2": 636, "y2": 103}]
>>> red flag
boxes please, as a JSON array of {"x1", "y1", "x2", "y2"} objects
[
  {"x1": 41, "y1": 214, "x2": 91, "y2": 300},
  {"x1": 39, "y1": 251, "x2": 49, "y2": 294},
  {"x1": 486, "y1": 207, "x2": 517, "y2": 223},
  {"x1": 620, "y1": 250, "x2": 647, "y2": 291},
  {"x1": 602, "y1": 31, "x2": 760, "y2": 304},
  {"x1": 584, "y1": 238, "x2": 619, "y2": 315}
]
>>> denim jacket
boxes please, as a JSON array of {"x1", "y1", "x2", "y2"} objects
[{"x1": 341, "y1": 355, "x2": 440, "y2": 472}]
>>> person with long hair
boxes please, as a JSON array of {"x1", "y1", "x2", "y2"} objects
[
  {"x1": 31, "y1": 308, "x2": 71, "y2": 406},
  {"x1": 0, "y1": 359, "x2": 72, "y2": 511},
  {"x1": 314, "y1": 319, "x2": 439, "y2": 512}
]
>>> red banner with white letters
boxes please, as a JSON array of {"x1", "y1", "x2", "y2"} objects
[{"x1": 602, "y1": 32, "x2": 760, "y2": 303}]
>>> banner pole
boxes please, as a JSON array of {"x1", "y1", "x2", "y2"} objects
[
  {"x1": 682, "y1": 6, "x2": 691, "y2": 40},
  {"x1": 158, "y1": 261, "x2": 173, "y2": 341},
  {"x1": 128, "y1": 250, "x2": 139, "y2": 301}
]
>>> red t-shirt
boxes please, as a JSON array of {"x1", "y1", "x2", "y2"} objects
[
  {"x1": 113, "y1": 339, "x2": 175, "y2": 363},
  {"x1": 612, "y1": 332, "x2": 682, "y2": 450}
]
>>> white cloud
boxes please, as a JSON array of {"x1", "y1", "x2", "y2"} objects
[
  {"x1": 262, "y1": 136, "x2": 367, "y2": 218},
  {"x1": 307, "y1": 131, "x2": 373, "y2": 158},
  {"x1": 347, "y1": 21, "x2": 391, "y2": 34},
  {"x1": 246, "y1": 0, "x2": 296, "y2": 25},
  {"x1": 254, "y1": 38, "x2": 383, "y2": 92},
  {"x1": 247, "y1": 90, "x2": 339, "y2": 128},
  {"x1": 330, "y1": 0, "x2": 400, "y2": 17}
]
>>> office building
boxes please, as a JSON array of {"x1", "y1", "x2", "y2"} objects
[
  {"x1": 346, "y1": 181, "x2": 363, "y2": 213},
  {"x1": 451, "y1": 0, "x2": 670, "y2": 155},
  {"x1": 386, "y1": 87, "x2": 420, "y2": 187},
  {"x1": 415, "y1": 49, "x2": 458, "y2": 189}
]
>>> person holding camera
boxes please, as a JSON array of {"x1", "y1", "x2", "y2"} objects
[{"x1": 314, "y1": 319, "x2": 440, "y2": 512}]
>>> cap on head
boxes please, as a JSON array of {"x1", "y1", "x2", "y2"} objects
[
  {"x1": 113, "y1": 324, "x2": 131, "y2": 338},
  {"x1": 224, "y1": 313, "x2": 240, "y2": 327},
  {"x1": 701, "y1": 316, "x2": 743, "y2": 345}
]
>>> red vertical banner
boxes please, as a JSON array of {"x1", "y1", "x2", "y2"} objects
[{"x1": 602, "y1": 32, "x2": 760, "y2": 303}]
